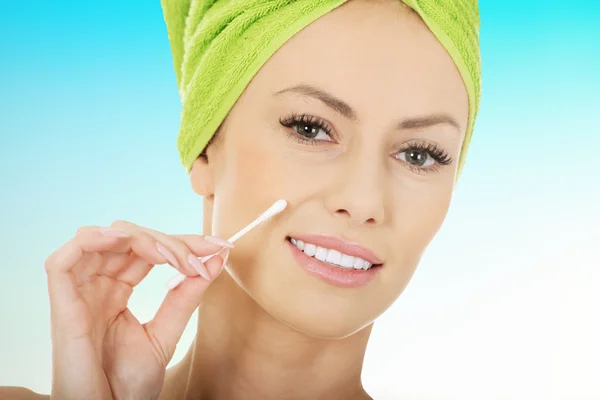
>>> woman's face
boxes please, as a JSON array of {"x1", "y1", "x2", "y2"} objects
[{"x1": 191, "y1": 0, "x2": 468, "y2": 338}]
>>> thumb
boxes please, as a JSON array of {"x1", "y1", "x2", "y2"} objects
[{"x1": 144, "y1": 252, "x2": 227, "y2": 364}]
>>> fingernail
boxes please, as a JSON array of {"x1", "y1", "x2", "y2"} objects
[
  {"x1": 204, "y1": 236, "x2": 234, "y2": 248},
  {"x1": 156, "y1": 242, "x2": 180, "y2": 268},
  {"x1": 100, "y1": 229, "x2": 130, "y2": 237},
  {"x1": 205, "y1": 249, "x2": 228, "y2": 270},
  {"x1": 218, "y1": 249, "x2": 230, "y2": 274},
  {"x1": 222, "y1": 248, "x2": 230, "y2": 266},
  {"x1": 188, "y1": 254, "x2": 210, "y2": 280},
  {"x1": 167, "y1": 274, "x2": 186, "y2": 290},
  {"x1": 200, "y1": 253, "x2": 217, "y2": 264}
]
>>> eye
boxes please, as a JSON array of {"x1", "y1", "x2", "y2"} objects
[
  {"x1": 280, "y1": 113, "x2": 335, "y2": 143},
  {"x1": 393, "y1": 141, "x2": 453, "y2": 173},
  {"x1": 293, "y1": 123, "x2": 331, "y2": 141},
  {"x1": 396, "y1": 148, "x2": 435, "y2": 167}
]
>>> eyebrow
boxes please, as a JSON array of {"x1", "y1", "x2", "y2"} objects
[
  {"x1": 274, "y1": 84, "x2": 358, "y2": 120},
  {"x1": 274, "y1": 84, "x2": 461, "y2": 132}
]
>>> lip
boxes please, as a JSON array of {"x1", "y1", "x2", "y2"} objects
[
  {"x1": 286, "y1": 240, "x2": 381, "y2": 288},
  {"x1": 287, "y1": 234, "x2": 383, "y2": 265}
]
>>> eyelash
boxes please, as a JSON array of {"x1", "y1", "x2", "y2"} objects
[
  {"x1": 278, "y1": 112, "x2": 453, "y2": 172},
  {"x1": 398, "y1": 141, "x2": 453, "y2": 170},
  {"x1": 279, "y1": 113, "x2": 335, "y2": 145}
]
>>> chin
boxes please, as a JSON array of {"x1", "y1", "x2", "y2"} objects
[
  {"x1": 225, "y1": 239, "x2": 413, "y2": 340},
  {"x1": 227, "y1": 262, "x2": 378, "y2": 339},
  {"x1": 248, "y1": 269, "x2": 388, "y2": 340},
  {"x1": 263, "y1": 296, "x2": 377, "y2": 340}
]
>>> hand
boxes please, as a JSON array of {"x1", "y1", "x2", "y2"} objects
[{"x1": 44, "y1": 221, "x2": 231, "y2": 400}]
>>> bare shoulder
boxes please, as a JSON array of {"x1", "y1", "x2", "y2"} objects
[{"x1": 0, "y1": 387, "x2": 49, "y2": 400}]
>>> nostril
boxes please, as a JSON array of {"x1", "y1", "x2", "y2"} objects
[
  {"x1": 335, "y1": 209, "x2": 377, "y2": 225},
  {"x1": 335, "y1": 209, "x2": 351, "y2": 217}
]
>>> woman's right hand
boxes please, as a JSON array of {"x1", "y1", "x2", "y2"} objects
[{"x1": 44, "y1": 220, "x2": 232, "y2": 400}]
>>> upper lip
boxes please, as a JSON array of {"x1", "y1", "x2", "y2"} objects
[{"x1": 288, "y1": 233, "x2": 383, "y2": 265}]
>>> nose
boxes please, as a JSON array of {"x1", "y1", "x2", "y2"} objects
[{"x1": 323, "y1": 158, "x2": 387, "y2": 226}]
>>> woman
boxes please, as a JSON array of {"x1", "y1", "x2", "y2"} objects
[{"x1": 2, "y1": 0, "x2": 481, "y2": 398}]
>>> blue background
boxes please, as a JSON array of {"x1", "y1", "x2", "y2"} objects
[{"x1": 1, "y1": 1, "x2": 598, "y2": 398}]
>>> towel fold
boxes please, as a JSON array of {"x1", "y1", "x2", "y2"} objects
[{"x1": 161, "y1": 0, "x2": 481, "y2": 177}]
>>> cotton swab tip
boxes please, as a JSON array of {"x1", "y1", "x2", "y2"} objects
[{"x1": 267, "y1": 199, "x2": 287, "y2": 216}]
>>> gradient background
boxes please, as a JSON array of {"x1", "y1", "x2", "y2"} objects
[{"x1": 1, "y1": 0, "x2": 598, "y2": 398}]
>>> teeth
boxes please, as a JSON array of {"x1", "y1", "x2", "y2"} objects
[
  {"x1": 315, "y1": 246, "x2": 328, "y2": 262},
  {"x1": 340, "y1": 254, "x2": 355, "y2": 268},
  {"x1": 304, "y1": 243, "x2": 317, "y2": 257},
  {"x1": 325, "y1": 250, "x2": 342, "y2": 265},
  {"x1": 290, "y1": 238, "x2": 374, "y2": 270},
  {"x1": 353, "y1": 257, "x2": 365, "y2": 269}
]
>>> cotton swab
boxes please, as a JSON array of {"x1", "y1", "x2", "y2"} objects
[{"x1": 167, "y1": 199, "x2": 288, "y2": 289}]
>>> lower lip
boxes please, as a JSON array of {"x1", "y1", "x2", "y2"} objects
[{"x1": 286, "y1": 240, "x2": 381, "y2": 288}]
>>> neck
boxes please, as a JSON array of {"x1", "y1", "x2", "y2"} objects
[{"x1": 175, "y1": 271, "x2": 373, "y2": 400}]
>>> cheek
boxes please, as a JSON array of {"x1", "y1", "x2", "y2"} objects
[
  {"x1": 223, "y1": 140, "x2": 315, "y2": 205},
  {"x1": 375, "y1": 184, "x2": 453, "y2": 309},
  {"x1": 209, "y1": 131, "x2": 306, "y2": 244},
  {"x1": 209, "y1": 133, "x2": 317, "y2": 293},
  {"x1": 395, "y1": 183, "x2": 453, "y2": 250}
]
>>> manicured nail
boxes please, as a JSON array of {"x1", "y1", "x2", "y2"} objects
[
  {"x1": 100, "y1": 229, "x2": 130, "y2": 237},
  {"x1": 199, "y1": 249, "x2": 224, "y2": 263},
  {"x1": 156, "y1": 242, "x2": 180, "y2": 268},
  {"x1": 204, "y1": 236, "x2": 234, "y2": 248},
  {"x1": 217, "y1": 249, "x2": 230, "y2": 275},
  {"x1": 200, "y1": 253, "x2": 216, "y2": 263},
  {"x1": 167, "y1": 274, "x2": 186, "y2": 290},
  {"x1": 188, "y1": 254, "x2": 210, "y2": 280},
  {"x1": 222, "y1": 248, "x2": 230, "y2": 266}
]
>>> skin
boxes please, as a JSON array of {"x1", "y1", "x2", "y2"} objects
[{"x1": 0, "y1": 0, "x2": 468, "y2": 399}]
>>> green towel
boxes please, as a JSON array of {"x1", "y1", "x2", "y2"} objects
[{"x1": 161, "y1": 0, "x2": 481, "y2": 177}]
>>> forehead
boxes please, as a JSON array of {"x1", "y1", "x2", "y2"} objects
[{"x1": 254, "y1": 0, "x2": 468, "y2": 128}]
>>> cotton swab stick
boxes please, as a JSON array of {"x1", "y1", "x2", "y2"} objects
[{"x1": 167, "y1": 199, "x2": 288, "y2": 289}]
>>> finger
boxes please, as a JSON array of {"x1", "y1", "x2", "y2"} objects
[
  {"x1": 166, "y1": 246, "x2": 229, "y2": 290},
  {"x1": 112, "y1": 256, "x2": 153, "y2": 287},
  {"x1": 70, "y1": 226, "x2": 130, "y2": 284},
  {"x1": 78, "y1": 223, "x2": 199, "y2": 284},
  {"x1": 73, "y1": 251, "x2": 104, "y2": 286},
  {"x1": 173, "y1": 234, "x2": 234, "y2": 256},
  {"x1": 110, "y1": 221, "x2": 229, "y2": 278},
  {"x1": 144, "y1": 253, "x2": 227, "y2": 365},
  {"x1": 46, "y1": 228, "x2": 132, "y2": 275},
  {"x1": 62, "y1": 228, "x2": 164, "y2": 287},
  {"x1": 45, "y1": 229, "x2": 134, "y2": 312},
  {"x1": 96, "y1": 231, "x2": 166, "y2": 285}
]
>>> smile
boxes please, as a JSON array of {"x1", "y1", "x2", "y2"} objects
[
  {"x1": 288, "y1": 238, "x2": 375, "y2": 270},
  {"x1": 285, "y1": 234, "x2": 383, "y2": 289}
]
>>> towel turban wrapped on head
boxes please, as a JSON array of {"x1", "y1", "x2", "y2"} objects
[{"x1": 161, "y1": 0, "x2": 481, "y2": 178}]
